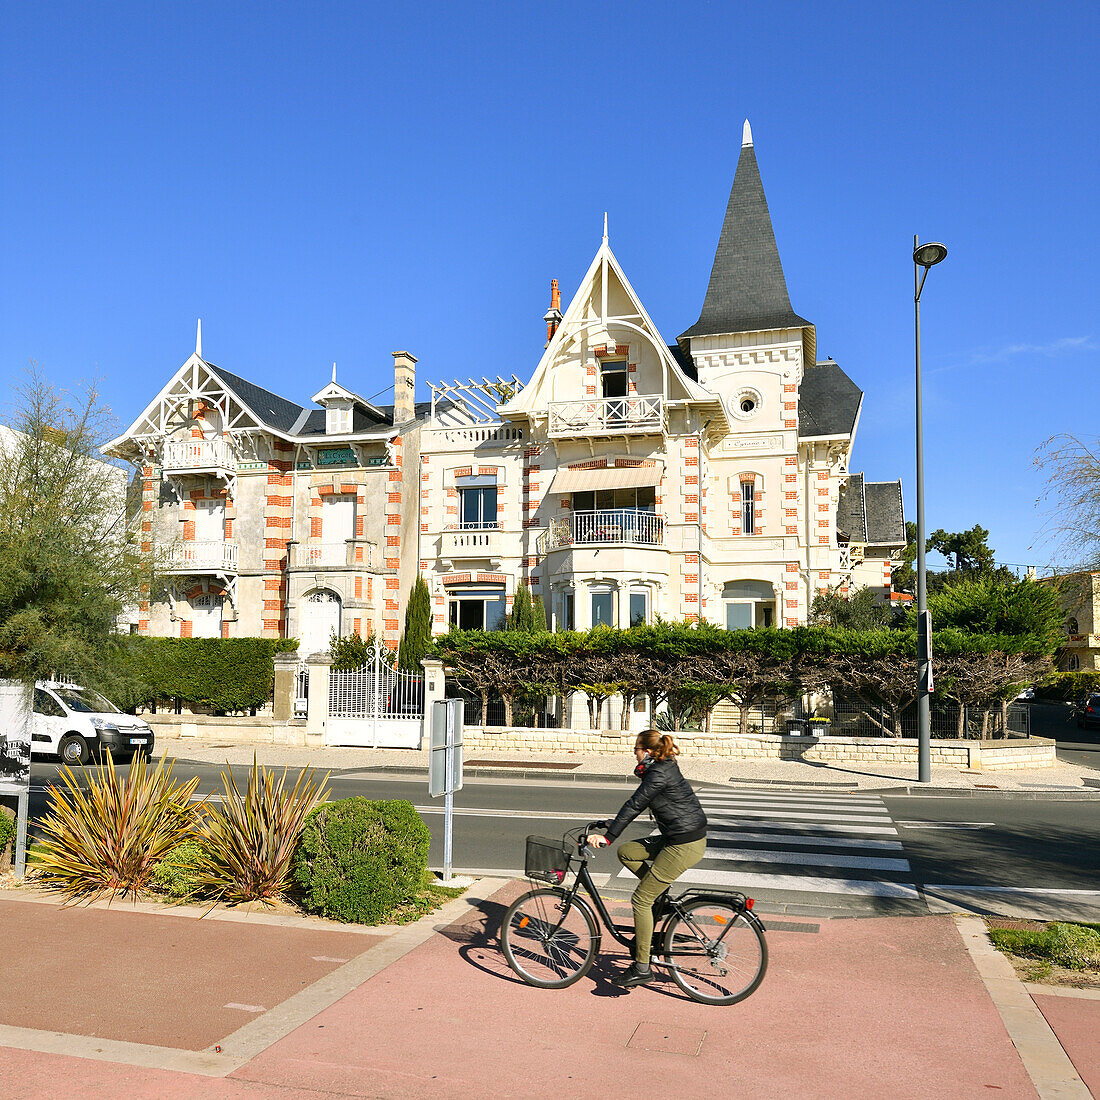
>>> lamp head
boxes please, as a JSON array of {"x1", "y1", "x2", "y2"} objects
[{"x1": 913, "y1": 241, "x2": 948, "y2": 268}]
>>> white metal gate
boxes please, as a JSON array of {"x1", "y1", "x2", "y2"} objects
[{"x1": 326, "y1": 638, "x2": 424, "y2": 748}]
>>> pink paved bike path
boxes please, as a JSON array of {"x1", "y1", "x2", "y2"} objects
[{"x1": 0, "y1": 885, "x2": 1062, "y2": 1099}]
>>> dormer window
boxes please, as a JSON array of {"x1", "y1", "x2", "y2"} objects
[{"x1": 326, "y1": 402, "x2": 352, "y2": 435}]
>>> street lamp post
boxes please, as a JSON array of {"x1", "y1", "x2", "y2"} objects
[{"x1": 913, "y1": 236, "x2": 948, "y2": 784}]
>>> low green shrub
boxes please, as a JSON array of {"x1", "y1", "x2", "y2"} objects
[
  {"x1": 990, "y1": 922, "x2": 1100, "y2": 970},
  {"x1": 150, "y1": 839, "x2": 208, "y2": 899},
  {"x1": 0, "y1": 812, "x2": 15, "y2": 863},
  {"x1": 293, "y1": 798, "x2": 431, "y2": 924},
  {"x1": 1033, "y1": 670, "x2": 1100, "y2": 702}
]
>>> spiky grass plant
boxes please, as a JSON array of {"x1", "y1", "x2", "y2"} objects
[
  {"x1": 31, "y1": 752, "x2": 201, "y2": 900},
  {"x1": 194, "y1": 760, "x2": 329, "y2": 905}
]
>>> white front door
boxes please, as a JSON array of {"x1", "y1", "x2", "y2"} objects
[
  {"x1": 300, "y1": 590, "x2": 341, "y2": 656},
  {"x1": 192, "y1": 594, "x2": 223, "y2": 638}
]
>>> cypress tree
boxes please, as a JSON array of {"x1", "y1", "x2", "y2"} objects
[
  {"x1": 531, "y1": 594, "x2": 547, "y2": 633},
  {"x1": 508, "y1": 584, "x2": 533, "y2": 632},
  {"x1": 398, "y1": 575, "x2": 432, "y2": 670}
]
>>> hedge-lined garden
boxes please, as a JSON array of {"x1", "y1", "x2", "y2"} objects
[
  {"x1": 95, "y1": 636, "x2": 298, "y2": 714},
  {"x1": 433, "y1": 621, "x2": 1054, "y2": 737}
]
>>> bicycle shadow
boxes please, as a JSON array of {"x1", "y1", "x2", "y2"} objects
[{"x1": 434, "y1": 895, "x2": 677, "y2": 1001}]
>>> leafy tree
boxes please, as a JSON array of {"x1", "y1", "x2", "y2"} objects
[
  {"x1": 810, "y1": 585, "x2": 893, "y2": 630},
  {"x1": 330, "y1": 629, "x2": 382, "y2": 671},
  {"x1": 0, "y1": 370, "x2": 150, "y2": 686},
  {"x1": 531, "y1": 594, "x2": 547, "y2": 633},
  {"x1": 507, "y1": 584, "x2": 534, "y2": 632},
  {"x1": 928, "y1": 525, "x2": 998, "y2": 576},
  {"x1": 892, "y1": 521, "x2": 918, "y2": 594},
  {"x1": 397, "y1": 576, "x2": 431, "y2": 671}
]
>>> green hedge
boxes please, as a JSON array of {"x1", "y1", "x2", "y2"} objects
[
  {"x1": 96, "y1": 636, "x2": 298, "y2": 714},
  {"x1": 1033, "y1": 671, "x2": 1100, "y2": 701},
  {"x1": 293, "y1": 798, "x2": 431, "y2": 924},
  {"x1": 0, "y1": 812, "x2": 14, "y2": 864}
]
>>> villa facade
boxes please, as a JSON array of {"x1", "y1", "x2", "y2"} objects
[{"x1": 105, "y1": 124, "x2": 904, "y2": 663}]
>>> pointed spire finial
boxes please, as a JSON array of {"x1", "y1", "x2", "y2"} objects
[
  {"x1": 196, "y1": 318, "x2": 202, "y2": 359},
  {"x1": 602, "y1": 211, "x2": 608, "y2": 242},
  {"x1": 332, "y1": 361, "x2": 337, "y2": 383},
  {"x1": 742, "y1": 119, "x2": 753, "y2": 147}
]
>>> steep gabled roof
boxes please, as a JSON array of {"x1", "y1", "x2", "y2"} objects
[
  {"x1": 206, "y1": 364, "x2": 306, "y2": 433},
  {"x1": 836, "y1": 473, "x2": 906, "y2": 546},
  {"x1": 798, "y1": 361, "x2": 863, "y2": 439},
  {"x1": 679, "y1": 123, "x2": 811, "y2": 342}
]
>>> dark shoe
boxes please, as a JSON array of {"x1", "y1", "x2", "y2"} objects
[{"x1": 611, "y1": 963, "x2": 654, "y2": 988}]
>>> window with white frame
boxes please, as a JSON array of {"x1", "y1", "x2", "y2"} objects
[
  {"x1": 457, "y1": 476, "x2": 498, "y2": 528},
  {"x1": 740, "y1": 480, "x2": 756, "y2": 535},
  {"x1": 321, "y1": 494, "x2": 356, "y2": 542},
  {"x1": 722, "y1": 580, "x2": 775, "y2": 630},
  {"x1": 600, "y1": 359, "x2": 628, "y2": 400},
  {"x1": 326, "y1": 402, "x2": 352, "y2": 435},
  {"x1": 557, "y1": 588, "x2": 575, "y2": 631},
  {"x1": 590, "y1": 586, "x2": 614, "y2": 628},
  {"x1": 447, "y1": 585, "x2": 507, "y2": 632},
  {"x1": 629, "y1": 587, "x2": 649, "y2": 627}
]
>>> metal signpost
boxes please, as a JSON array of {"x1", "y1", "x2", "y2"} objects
[
  {"x1": 429, "y1": 699, "x2": 464, "y2": 884},
  {"x1": 0, "y1": 681, "x2": 33, "y2": 878}
]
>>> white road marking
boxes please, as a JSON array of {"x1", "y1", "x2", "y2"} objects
[
  {"x1": 224, "y1": 1003, "x2": 266, "y2": 1013},
  {"x1": 311, "y1": 956, "x2": 349, "y2": 963},
  {"x1": 695, "y1": 848, "x2": 911, "y2": 872},
  {"x1": 411, "y1": 806, "x2": 601, "y2": 821},
  {"x1": 706, "y1": 831, "x2": 904, "y2": 851},
  {"x1": 698, "y1": 795, "x2": 887, "y2": 811},
  {"x1": 704, "y1": 807, "x2": 892, "y2": 824},
  {"x1": 670, "y1": 867, "x2": 923, "y2": 900},
  {"x1": 897, "y1": 822, "x2": 994, "y2": 830},
  {"x1": 925, "y1": 886, "x2": 1100, "y2": 896},
  {"x1": 709, "y1": 819, "x2": 899, "y2": 836}
]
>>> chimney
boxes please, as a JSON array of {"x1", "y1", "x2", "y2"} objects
[
  {"x1": 543, "y1": 278, "x2": 563, "y2": 347},
  {"x1": 392, "y1": 350, "x2": 417, "y2": 424}
]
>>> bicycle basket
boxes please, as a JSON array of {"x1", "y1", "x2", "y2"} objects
[{"x1": 524, "y1": 836, "x2": 570, "y2": 884}]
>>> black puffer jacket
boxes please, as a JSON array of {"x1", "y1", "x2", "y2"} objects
[{"x1": 604, "y1": 758, "x2": 707, "y2": 845}]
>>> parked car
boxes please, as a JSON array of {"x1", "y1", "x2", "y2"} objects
[
  {"x1": 1073, "y1": 693, "x2": 1100, "y2": 730},
  {"x1": 32, "y1": 682, "x2": 154, "y2": 766}
]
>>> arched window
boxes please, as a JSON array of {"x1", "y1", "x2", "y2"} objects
[
  {"x1": 300, "y1": 589, "x2": 342, "y2": 655},
  {"x1": 1068, "y1": 617, "x2": 1079, "y2": 635},
  {"x1": 1069, "y1": 654, "x2": 1081, "y2": 671}
]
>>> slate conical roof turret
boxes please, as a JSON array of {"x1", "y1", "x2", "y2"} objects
[{"x1": 680, "y1": 121, "x2": 811, "y2": 342}]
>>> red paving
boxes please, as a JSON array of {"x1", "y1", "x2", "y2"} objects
[
  {"x1": 0, "y1": 900, "x2": 379, "y2": 1050},
  {"x1": 231, "y1": 889, "x2": 1037, "y2": 1099},
  {"x1": 0, "y1": 887, "x2": 1060, "y2": 1098},
  {"x1": 1032, "y1": 993, "x2": 1100, "y2": 1096}
]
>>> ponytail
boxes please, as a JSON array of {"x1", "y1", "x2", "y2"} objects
[{"x1": 636, "y1": 728, "x2": 680, "y2": 761}]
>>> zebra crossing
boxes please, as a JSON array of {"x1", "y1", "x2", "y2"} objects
[{"x1": 618, "y1": 786, "x2": 924, "y2": 909}]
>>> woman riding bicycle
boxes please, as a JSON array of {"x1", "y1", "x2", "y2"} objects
[{"x1": 586, "y1": 729, "x2": 707, "y2": 987}]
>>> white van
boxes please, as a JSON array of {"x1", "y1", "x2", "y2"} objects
[{"x1": 32, "y1": 682, "x2": 154, "y2": 766}]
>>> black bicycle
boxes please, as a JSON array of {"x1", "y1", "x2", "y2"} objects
[{"x1": 500, "y1": 824, "x2": 768, "y2": 1005}]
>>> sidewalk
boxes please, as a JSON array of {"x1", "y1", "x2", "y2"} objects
[
  {"x1": 167, "y1": 738, "x2": 1100, "y2": 794},
  {"x1": 0, "y1": 882, "x2": 1095, "y2": 1098}
]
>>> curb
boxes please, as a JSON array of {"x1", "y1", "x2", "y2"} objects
[
  {"x1": 356, "y1": 764, "x2": 1100, "y2": 798},
  {"x1": 954, "y1": 915, "x2": 1090, "y2": 1098}
]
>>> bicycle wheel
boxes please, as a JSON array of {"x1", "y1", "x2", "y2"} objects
[
  {"x1": 662, "y1": 898, "x2": 767, "y2": 1005},
  {"x1": 501, "y1": 888, "x2": 600, "y2": 989}
]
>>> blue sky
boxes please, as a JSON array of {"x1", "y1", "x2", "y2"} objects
[{"x1": 2, "y1": 2, "x2": 1097, "y2": 572}]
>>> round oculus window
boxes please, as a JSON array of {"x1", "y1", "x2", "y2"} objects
[{"x1": 734, "y1": 388, "x2": 763, "y2": 420}]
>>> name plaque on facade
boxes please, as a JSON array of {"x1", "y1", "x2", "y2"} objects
[
  {"x1": 721, "y1": 435, "x2": 783, "y2": 453},
  {"x1": 318, "y1": 447, "x2": 356, "y2": 466}
]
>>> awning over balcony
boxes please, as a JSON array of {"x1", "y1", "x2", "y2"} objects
[{"x1": 548, "y1": 464, "x2": 662, "y2": 494}]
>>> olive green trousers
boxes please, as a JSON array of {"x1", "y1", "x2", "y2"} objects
[{"x1": 617, "y1": 836, "x2": 707, "y2": 964}]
